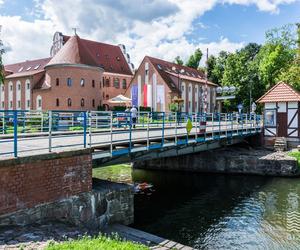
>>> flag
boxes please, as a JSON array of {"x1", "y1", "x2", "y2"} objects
[{"x1": 143, "y1": 85, "x2": 147, "y2": 107}]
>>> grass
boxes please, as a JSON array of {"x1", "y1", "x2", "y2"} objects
[
  {"x1": 46, "y1": 235, "x2": 149, "y2": 250},
  {"x1": 288, "y1": 151, "x2": 300, "y2": 167},
  {"x1": 93, "y1": 164, "x2": 132, "y2": 183}
]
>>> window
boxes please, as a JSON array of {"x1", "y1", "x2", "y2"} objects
[
  {"x1": 56, "y1": 98, "x2": 60, "y2": 107},
  {"x1": 81, "y1": 98, "x2": 85, "y2": 107},
  {"x1": 92, "y1": 80, "x2": 95, "y2": 88},
  {"x1": 27, "y1": 83, "x2": 30, "y2": 89},
  {"x1": 26, "y1": 66, "x2": 31, "y2": 71},
  {"x1": 10, "y1": 101, "x2": 13, "y2": 108},
  {"x1": 80, "y1": 78, "x2": 85, "y2": 87},
  {"x1": 265, "y1": 110, "x2": 276, "y2": 126},
  {"x1": 103, "y1": 92, "x2": 105, "y2": 98},
  {"x1": 18, "y1": 67, "x2": 23, "y2": 72},
  {"x1": 67, "y1": 78, "x2": 72, "y2": 87},
  {"x1": 92, "y1": 99, "x2": 95, "y2": 107},
  {"x1": 106, "y1": 94, "x2": 109, "y2": 100},
  {"x1": 18, "y1": 101, "x2": 21, "y2": 108},
  {"x1": 181, "y1": 85, "x2": 184, "y2": 91},
  {"x1": 105, "y1": 78, "x2": 110, "y2": 87},
  {"x1": 67, "y1": 98, "x2": 72, "y2": 107},
  {"x1": 10, "y1": 85, "x2": 13, "y2": 91},
  {"x1": 102, "y1": 77, "x2": 105, "y2": 88},
  {"x1": 34, "y1": 65, "x2": 40, "y2": 70},
  {"x1": 56, "y1": 78, "x2": 59, "y2": 86},
  {"x1": 1, "y1": 101, "x2": 4, "y2": 108},
  {"x1": 189, "y1": 86, "x2": 191, "y2": 93},
  {"x1": 27, "y1": 100, "x2": 30, "y2": 108},
  {"x1": 113, "y1": 78, "x2": 120, "y2": 88},
  {"x1": 18, "y1": 84, "x2": 21, "y2": 90},
  {"x1": 122, "y1": 79, "x2": 127, "y2": 89}
]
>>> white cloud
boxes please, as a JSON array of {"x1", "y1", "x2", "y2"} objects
[{"x1": 0, "y1": 0, "x2": 297, "y2": 65}]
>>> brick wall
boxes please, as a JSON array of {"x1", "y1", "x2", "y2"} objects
[{"x1": 0, "y1": 150, "x2": 92, "y2": 216}]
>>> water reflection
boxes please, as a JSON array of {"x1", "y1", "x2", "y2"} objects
[{"x1": 132, "y1": 170, "x2": 300, "y2": 249}]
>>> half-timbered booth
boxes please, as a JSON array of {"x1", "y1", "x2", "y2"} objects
[{"x1": 257, "y1": 82, "x2": 300, "y2": 147}]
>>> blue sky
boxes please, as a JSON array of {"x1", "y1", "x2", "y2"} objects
[{"x1": 0, "y1": 0, "x2": 299, "y2": 65}]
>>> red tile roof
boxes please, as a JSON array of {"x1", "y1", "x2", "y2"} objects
[
  {"x1": 47, "y1": 35, "x2": 99, "y2": 67},
  {"x1": 4, "y1": 58, "x2": 51, "y2": 77},
  {"x1": 257, "y1": 82, "x2": 300, "y2": 103},
  {"x1": 146, "y1": 56, "x2": 216, "y2": 93},
  {"x1": 63, "y1": 35, "x2": 133, "y2": 76}
]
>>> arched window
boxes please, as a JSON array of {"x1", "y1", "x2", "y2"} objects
[
  {"x1": 56, "y1": 78, "x2": 59, "y2": 86},
  {"x1": 92, "y1": 99, "x2": 95, "y2": 107},
  {"x1": 80, "y1": 78, "x2": 85, "y2": 87},
  {"x1": 56, "y1": 98, "x2": 60, "y2": 107},
  {"x1": 92, "y1": 80, "x2": 95, "y2": 88},
  {"x1": 105, "y1": 78, "x2": 110, "y2": 87},
  {"x1": 36, "y1": 95, "x2": 42, "y2": 110},
  {"x1": 67, "y1": 98, "x2": 72, "y2": 107},
  {"x1": 113, "y1": 78, "x2": 120, "y2": 88},
  {"x1": 81, "y1": 98, "x2": 85, "y2": 107},
  {"x1": 122, "y1": 79, "x2": 127, "y2": 89}
]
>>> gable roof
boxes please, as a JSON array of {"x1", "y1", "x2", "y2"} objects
[
  {"x1": 146, "y1": 56, "x2": 216, "y2": 93},
  {"x1": 4, "y1": 58, "x2": 51, "y2": 78},
  {"x1": 257, "y1": 82, "x2": 300, "y2": 103},
  {"x1": 47, "y1": 35, "x2": 99, "y2": 68},
  {"x1": 62, "y1": 35, "x2": 133, "y2": 75}
]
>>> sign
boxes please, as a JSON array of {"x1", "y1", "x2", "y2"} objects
[
  {"x1": 143, "y1": 84, "x2": 147, "y2": 107},
  {"x1": 131, "y1": 85, "x2": 138, "y2": 107},
  {"x1": 186, "y1": 118, "x2": 193, "y2": 135}
]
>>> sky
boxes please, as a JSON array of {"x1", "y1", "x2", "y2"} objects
[{"x1": 0, "y1": 0, "x2": 299, "y2": 67}]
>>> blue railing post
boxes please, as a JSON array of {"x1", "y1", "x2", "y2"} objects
[
  {"x1": 13, "y1": 110, "x2": 18, "y2": 157},
  {"x1": 83, "y1": 112, "x2": 87, "y2": 148}
]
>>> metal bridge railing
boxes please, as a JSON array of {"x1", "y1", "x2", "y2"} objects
[{"x1": 0, "y1": 110, "x2": 262, "y2": 158}]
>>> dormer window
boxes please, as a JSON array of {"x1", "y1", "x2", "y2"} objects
[
  {"x1": 34, "y1": 65, "x2": 40, "y2": 70},
  {"x1": 157, "y1": 64, "x2": 162, "y2": 70},
  {"x1": 116, "y1": 56, "x2": 120, "y2": 61},
  {"x1": 26, "y1": 66, "x2": 31, "y2": 71},
  {"x1": 18, "y1": 67, "x2": 23, "y2": 72}
]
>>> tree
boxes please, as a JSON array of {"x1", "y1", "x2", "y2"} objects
[
  {"x1": 186, "y1": 48, "x2": 202, "y2": 69},
  {"x1": 207, "y1": 51, "x2": 229, "y2": 85},
  {"x1": 174, "y1": 56, "x2": 184, "y2": 66},
  {"x1": 258, "y1": 24, "x2": 297, "y2": 89},
  {"x1": 222, "y1": 43, "x2": 262, "y2": 112}
]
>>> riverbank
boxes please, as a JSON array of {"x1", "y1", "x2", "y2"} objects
[{"x1": 133, "y1": 145, "x2": 300, "y2": 177}]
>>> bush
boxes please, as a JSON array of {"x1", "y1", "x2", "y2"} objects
[
  {"x1": 113, "y1": 106, "x2": 127, "y2": 111},
  {"x1": 46, "y1": 234, "x2": 148, "y2": 250}
]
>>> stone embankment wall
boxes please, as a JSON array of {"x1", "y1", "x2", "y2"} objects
[
  {"x1": 0, "y1": 179, "x2": 134, "y2": 229},
  {"x1": 133, "y1": 146, "x2": 300, "y2": 177},
  {"x1": 0, "y1": 150, "x2": 134, "y2": 229}
]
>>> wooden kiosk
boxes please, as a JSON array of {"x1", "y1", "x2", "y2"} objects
[{"x1": 257, "y1": 82, "x2": 300, "y2": 147}]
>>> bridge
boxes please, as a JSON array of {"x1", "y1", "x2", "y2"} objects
[{"x1": 0, "y1": 110, "x2": 262, "y2": 164}]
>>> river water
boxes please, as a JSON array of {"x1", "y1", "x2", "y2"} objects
[{"x1": 93, "y1": 166, "x2": 300, "y2": 250}]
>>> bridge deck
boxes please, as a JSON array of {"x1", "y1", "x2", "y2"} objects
[{"x1": 0, "y1": 111, "x2": 262, "y2": 160}]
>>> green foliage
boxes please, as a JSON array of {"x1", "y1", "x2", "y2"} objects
[
  {"x1": 113, "y1": 106, "x2": 127, "y2": 111},
  {"x1": 185, "y1": 48, "x2": 203, "y2": 69},
  {"x1": 46, "y1": 234, "x2": 148, "y2": 250},
  {"x1": 138, "y1": 106, "x2": 151, "y2": 112},
  {"x1": 168, "y1": 102, "x2": 179, "y2": 112},
  {"x1": 288, "y1": 151, "x2": 300, "y2": 168},
  {"x1": 174, "y1": 56, "x2": 184, "y2": 65},
  {"x1": 207, "y1": 51, "x2": 229, "y2": 85}
]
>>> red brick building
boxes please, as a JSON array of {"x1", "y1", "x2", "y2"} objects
[
  {"x1": 127, "y1": 56, "x2": 217, "y2": 113},
  {"x1": 1, "y1": 32, "x2": 133, "y2": 111}
]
